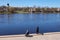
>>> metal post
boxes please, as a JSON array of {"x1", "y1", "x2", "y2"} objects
[
  {"x1": 36, "y1": 26, "x2": 39, "y2": 34},
  {"x1": 25, "y1": 30, "x2": 29, "y2": 36}
]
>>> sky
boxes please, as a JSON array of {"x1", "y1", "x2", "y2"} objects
[{"x1": 0, "y1": 0, "x2": 60, "y2": 7}]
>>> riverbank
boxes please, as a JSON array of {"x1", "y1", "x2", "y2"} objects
[
  {"x1": 0, "y1": 10, "x2": 60, "y2": 14},
  {"x1": 1, "y1": 10, "x2": 60, "y2": 14},
  {"x1": 0, "y1": 32, "x2": 60, "y2": 40}
]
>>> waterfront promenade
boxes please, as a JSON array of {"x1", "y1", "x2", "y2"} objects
[{"x1": 0, "y1": 32, "x2": 60, "y2": 40}]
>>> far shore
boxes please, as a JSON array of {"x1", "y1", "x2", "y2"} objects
[{"x1": 0, "y1": 12, "x2": 60, "y2": 14}]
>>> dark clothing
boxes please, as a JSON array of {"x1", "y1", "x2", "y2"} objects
[{"x1": 36, "y1": 26, "x2": 39, "y2": 34}]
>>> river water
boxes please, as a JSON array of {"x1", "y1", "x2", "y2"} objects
[{"x1": 0, "y1": 13, "x2": 60, "y2": 35}]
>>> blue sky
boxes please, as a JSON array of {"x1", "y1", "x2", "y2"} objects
[{"x1": 0, "y1": 0, "x2": 60, "y2": 7}]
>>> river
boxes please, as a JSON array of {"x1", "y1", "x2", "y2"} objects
[{"x1": 0, "y1": 13, "x2": 60, "y2": 35}]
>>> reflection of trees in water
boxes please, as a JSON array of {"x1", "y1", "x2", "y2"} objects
[
  {"x1": 0, "y1": 14, "x2": 8, "y2": 23},
  {"x1": 0, "y1": 14, "x2": 14, "y2": 23},
  {"x1": 57, "y1": 13, "x2": 60, "y2": 20},
  {"x1": 7, "y1": 14, "x2": 14, "y2": 23}
]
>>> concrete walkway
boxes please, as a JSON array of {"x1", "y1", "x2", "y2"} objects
[{"x1": 0, "y1": 32, "x2": 60, "y2": 40}]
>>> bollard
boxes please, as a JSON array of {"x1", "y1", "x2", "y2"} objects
[
  {"x1": 25, "y1": 29, "x2": 33, "y2": 37},
  {"x1": 36, "y1": 26, "x2": 39, "y2": 34},
  {"x1": 25, "y1": 30, "x2": 29, "y2": 36}
]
